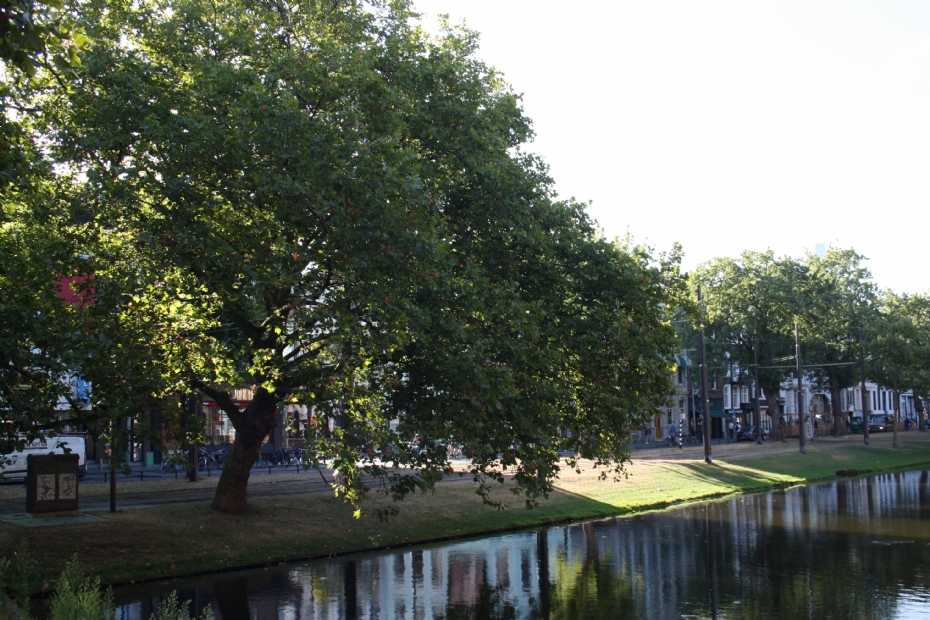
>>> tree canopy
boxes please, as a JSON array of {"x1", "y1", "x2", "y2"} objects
[
  {"x1": 0, "y1": 0, "x2": 84, "y2": 76},
  {"x1": 798, "y1": 249, "x2": 878, "y2": 434},
  {"x1": 689, "y1": 248, "x2": 883, "y2": 439},
  {"x1": 12, "y1": 0, "x2": 685, "y2": 513},
  {"x1": 868, "y1": 291, "x2": 930, "y2": 435},
  {"x1": 690, "y1": 250, "x2": 805, "y2": 437}
]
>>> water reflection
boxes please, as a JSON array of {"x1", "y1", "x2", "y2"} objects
[{"x1": 115, "y1": 470, "x2": 930, "y2": 619}]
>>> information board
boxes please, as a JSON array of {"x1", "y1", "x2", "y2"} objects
[{"x1": 26, "y1": 454, "x2": 80, "y2": 517}]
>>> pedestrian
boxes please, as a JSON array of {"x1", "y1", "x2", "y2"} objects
[
  {"x1": 735, "y1": 422, "x2": 742, "y2": 437},
  {"x1": 728, "y1": 419, "x2": 735, "y2": 440}
]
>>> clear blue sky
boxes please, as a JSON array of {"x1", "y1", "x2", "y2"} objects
[{"x1": 413, "y1": 1, "x2": 930, "y2": 294}]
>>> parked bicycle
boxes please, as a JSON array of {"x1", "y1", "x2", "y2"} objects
[
  {"x1": 252, "y1": 446, "x2": 305, "y2": 467},
  {"x1": 273, "y1": 448, "x2": 301, "y2": 466},
  {"x1": 667, "y1": 433, "x2": 699, "y2": 447},
  {"x1": 212, "y1": 447, "x2": 229, "y2": 467},
  {"x1": 160, "y1": 450, "x2": 187, "y2": 474},
  {"x1": 198, "y1": 451, "x2": 221, "y2": 471}
]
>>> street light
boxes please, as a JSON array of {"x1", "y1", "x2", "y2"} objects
[{"x1": 859, "y1": 328, "x2": 870, "y2": 446}]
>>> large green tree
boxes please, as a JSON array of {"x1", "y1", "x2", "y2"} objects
[
  {"x1": 0, "y1": 0, "x2": 98, "y2": 457},
  {"x1": 801, "y1": 248, "x2": 878, "y2": 436},
  {"x1": 867, "y1": 291, "x2": 930, "y2": 443},
  {"x1": 30, "y1": 0, "x2": 684, "y2": 513},
  {"x1": 0, "y1": 62, "x2": 100, "y2": 450},
  {"x1": 2, "y1": 26, "x2": 178, "y2": 462},
  {"x1": 0, "y1": 186, "x2": 78, "y2": 442},
  {"x1": 692, "y1": 251, "x2": 807, "y2": 440}
]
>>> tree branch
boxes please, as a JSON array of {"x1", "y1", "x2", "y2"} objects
[
  {"x1": 222, "y1": 306, "x2": 265, "y2": 345},
  {"x1": 191, "y1": 379, "x2": 244, "y2": 425}
]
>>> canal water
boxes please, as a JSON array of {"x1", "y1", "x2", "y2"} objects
[{"x1": 113, "y1": 470, "x2": 930, "y2": 619}]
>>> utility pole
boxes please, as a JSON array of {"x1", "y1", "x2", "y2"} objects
[
  {"x1": 796, "y1": 322, "x2": 806, "y2": 454},
  {"x1": 699, "y1": 285, "x2": 713, "y2": 464},
  {"x1": 753, "y1": 346, "x2": 762, "y2": 445},
  {"x1": 859, "y1": 327, "x2": 870, "y2": 446}
]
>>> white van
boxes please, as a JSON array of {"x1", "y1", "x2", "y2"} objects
[{"x1": 0, "y1": 435, "x2": 87, "y2": 481}]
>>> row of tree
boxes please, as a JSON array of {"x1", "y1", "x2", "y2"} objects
[
  {"x1": 1, "y1": 0, "x2": 685, "y2": 514},
  {"x1": 689, "y1": 248, "x2": 930, "y2": 439}
]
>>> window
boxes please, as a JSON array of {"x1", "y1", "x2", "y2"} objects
[
  {"x1": 677, "y1": 367, "x2": 684, "y2": 384},
  {"x1": 741, "y1": 386, "x2": 749, "y2": 404},
  {"x1": 723, "y1": 385, "x2": 731, "y2": 409},
  {"x1": 679, "y1": 399, "x2": 685, "y2": 414},
  {"x1": 733, "y1": 386, "x2": 741, "y2": 409}
]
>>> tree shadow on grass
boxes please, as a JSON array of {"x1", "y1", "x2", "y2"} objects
[{"x1": 658, "y1": 462, "x2": 799, "y2": 494}]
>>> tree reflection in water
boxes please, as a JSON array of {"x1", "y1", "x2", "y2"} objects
[
  {"x1": 113, "y1": 470, "x2": 930, "y2": 620},
  {"x1": 440, "y1": 583, "x2": 518, "y2": 620},
  {"x1": 522, "y1": 521, "x2": 638, "y2": 620}
]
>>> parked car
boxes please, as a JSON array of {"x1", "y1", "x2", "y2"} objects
[
  {"x1": 737, "y1": 426, "x2": 769, "y2": 441},
  {"x1": 869, "y1": 415, "x2": 890, "y2": 433},
  {"x1": 0, "y1": 435, "x2": 87, "y2": 481}
]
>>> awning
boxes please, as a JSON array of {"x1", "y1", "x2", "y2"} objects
[{"x1": 695, "y1": 409, "x2": 729, "y2": 418}]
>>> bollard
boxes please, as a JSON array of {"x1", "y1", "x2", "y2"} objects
[
  {"x1": 140, "y1": 471, "x2": 144, "y2": 482},
  {"x1": 268, "y1": 466, "x2": 272, "y2": 476},
  {"x1": 208, "y1": 467, "x2": 212, "y2": 478},
  {"x1": 104, "y1": 472, "x2": 108, "y2": 484},
  {"x1": 175, "y1": 469, "x2": 178, "y2": 480}
]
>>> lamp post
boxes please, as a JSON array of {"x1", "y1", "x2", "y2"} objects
[
  {"x1": 753, "y1": 346, "x2": 763, "y2": 444},
  {"x1": 698, "y1": 285, "x2": 713, "y2": 464},
  {"x1": 796, "y1": 322, "x2": 806, "y2": 455},
  {"x1": 859, "y1": 328, "x2": 870, "y2": 446}
]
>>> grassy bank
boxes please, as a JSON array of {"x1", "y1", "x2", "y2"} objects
[{"x1": 1, "y1": 433, "x2": 928, "y2": 593}]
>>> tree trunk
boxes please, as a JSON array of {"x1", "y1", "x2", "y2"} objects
[
  {"x1": 915, "y1": 393, "x2": 926, "y2": 431},
  {"x1": 212, "y1": 389, "x2": 279, "y2": 514},
  {"x1": 827, "y1": 368, "x2": 845, "y2": 437},
  {"x1": 763, "y1": 388, "x2": 784, "y2": 441}
]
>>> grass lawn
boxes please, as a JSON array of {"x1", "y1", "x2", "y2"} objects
[
  {"x1": 729, "y1": 437, "x2": 930, "y2": 479},
  {"x1": 1, "y1": 432, "x2": 928, "y2": 593}
]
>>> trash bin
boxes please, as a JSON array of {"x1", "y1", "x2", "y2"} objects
[{"x1": 145, "y1": 452, "x2": 154, "y2": 468}]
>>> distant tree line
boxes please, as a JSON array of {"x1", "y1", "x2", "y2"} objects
[{"x1": 684, "y1": 248, "x2": 930, "y2": 440}]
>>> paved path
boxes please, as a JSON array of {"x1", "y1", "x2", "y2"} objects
[
  {"x1": 0, "y1": 464, "x2": 477, "y2": 514},
  {"x1": 2, "y1": 431, "x2": 925, "y2": 515}
]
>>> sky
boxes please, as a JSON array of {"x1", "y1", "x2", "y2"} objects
[{"x1": 411, "y1": 1, "x2": 930, "y2": 294}]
